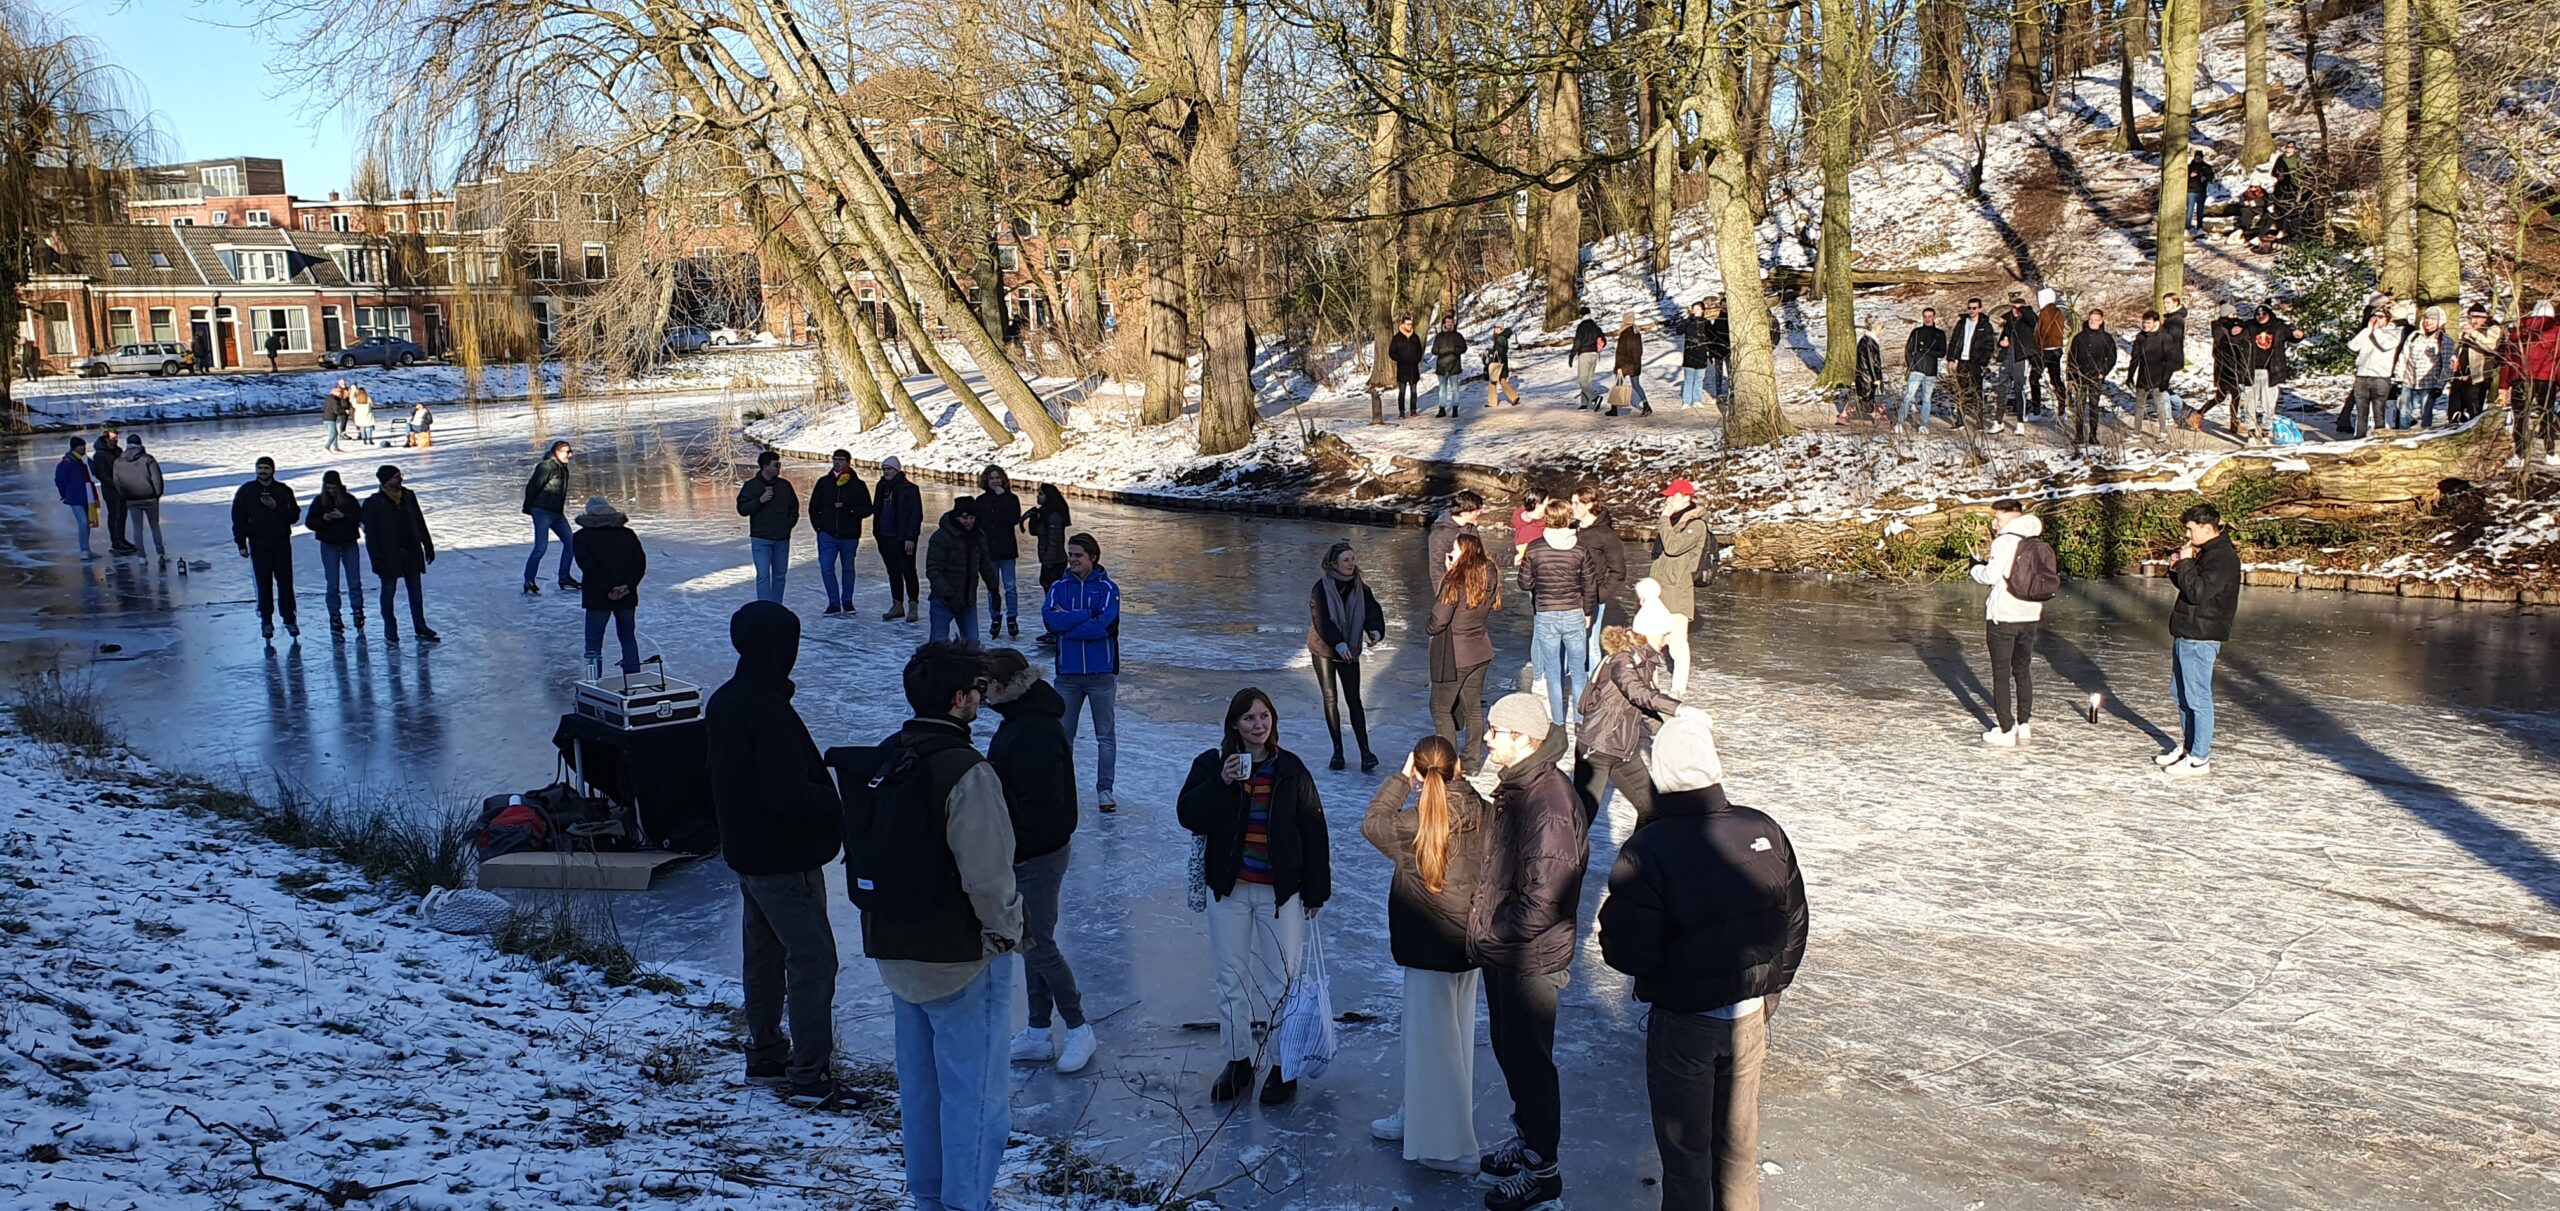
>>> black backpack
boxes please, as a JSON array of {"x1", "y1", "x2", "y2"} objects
[
  {"x1": 2006, "y1": 535, "x2": 2062, "y2": 603},
  {"x1": 828, "y1": 734, "x2": 977, "y2": 929}
]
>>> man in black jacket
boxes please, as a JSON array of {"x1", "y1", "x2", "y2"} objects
[
  {"x1": 1900, "y1": 308, "x2": 1946, "y2": 431},
  {"x1": 1471, "y1": 693, "x2": 1589, "y2": 1211},
  {"x1": 706, "y1": 600, "x2": 842, "y2": 1101},
  {"x1": 1569, "y1": 487, "x2": 1628, "y2": 669},
  {"x1": 2159, "y1": 504, "x2": 2241, "y2": 778},
  {"x1": 1601, "y1": 714, "x2": 1808, "y2": 1211},
  {"x1": 809, "y1": 450, "x2": 873, "y2": 616},
  {"x1": 1388, "y1": 317, "x2": 1425, "y2": 419},
  {"x1": 1431, "y1": 317, "x2": 1470, "y2": 417},
  {"x1": 1948, "y1": 297, "x2": 1999, "y2": 429},
  {"x1": 2126, "y1": 311, "x2": 2180, "y2": 435},
  {"x1": 1995, "y1": 292, "x2": 2040, "y2": 429},
  {"x1": 984, "y1": 648, "x2": 1096, "y2": 1075},
  {"x1": 231, "y1": 457, "x2": 300, "y2": 641},
  {"x1": 737, "y1": 450, "x2": 798, "y2": 604},
  {"x1": 520, "y1": 440, "x2": 577, "y2": 596},
  {"x1": 2067, "y1": 310, "x2": 2120, "y2": 446},
  {"x1": 92, "y1": 428, "x2": 133, "y2": 555},
  {"x1": 873, "y1": 456, "x2": 923, "y2": 621},
  {"x1": 926, "y1": 498, "x2": 1001, "y2": 645},
  {"x1": 1571, "y1": 308, "x2": 1607, "y2": 408},
  {"x1": 1428, "y1": 489, "x2": 1489, "y2": 580}
]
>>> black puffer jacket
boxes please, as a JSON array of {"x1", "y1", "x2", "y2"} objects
[
  {"x1": 706, "y1": 602, "x2": 842, "y2": 876},
  {"x1": 1516, "y1": 532, "x2": 1594, "y2": 614},
  {"x1": 1388, "y1": 331, "x2": 1425, "y2": 383},
  {"x1": 1177, "y1": 746, "x2": 1331, "y2": 913},
  {"x1": 924, "y1": 509, "x2": 999, "y2": 611},
  {"x1": 1579, "y1": 521, "x2": 1629, "y2": 614},
  {"x1": 1469, "y1": 724, "x2": 1587, "y2": 975},
  {"x1": 570, "y1": 515, "x2": 646, "y2": 612},
  {"x1": 231, "y1": 478, "x2": 299, "y2": 543},
  {"x1": 1578, "y1": 646, "x2": 1681, "y2": 762},
  {"x1": 1362, "y1": 772, "x2": 1488, "y2": 973},
  {"x1": 2069, "y1": 327, "x2": 2119, "y2": 380},
  {"x1": 360, "y1": 487, "x2": 434, "y2": 577},
  {"x1": 2169, "y1": 533, "x2": 2241, "y2": 642},
  {"x1": 2128, "y1": 329, "x2": 2181, "y2": 389},
  {"x1": 971, "y1": 488, "x2": 1023, "y2": 560},
  {"x1": 1599, "y1": 785, "x2": 1808, "y2": 1013},
  {"x1": 522, "y1": 457, "x2": 569, "y2": 516},
  {"x1": 986, "y1": 674, "x2": 1076, "y2": 863}
]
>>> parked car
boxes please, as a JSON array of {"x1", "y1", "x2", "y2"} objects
[
  {"x1": 707, "y1": 326, "x2": 752, "y2": 347},
  {"x1": 71, "y1": 343, "x2": 188, "y2": 378},
  {"x1": 663, "y1": 325, "x2": 712, "y2": 354},
  {"x1": 321, "y1": 336, "x2": 426, "y2": 369}
]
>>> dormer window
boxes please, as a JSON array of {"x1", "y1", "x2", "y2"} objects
[{"x1": 149, "y1": 251, "x2": 171, "y2": 269}]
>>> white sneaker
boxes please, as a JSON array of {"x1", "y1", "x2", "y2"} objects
[
  {"x1": 2013, "y1": 422, "x2": 2026, "y2": 435},
  {"x1": 2162, "y1": 756, "x2": 2213, "y2": 778},
  {"x1": 2015, "y1": 722, "x2": 2033, "y2": 744},
  {"x1": 2153, "y1": 746, "x2": 2187, "y2": 768},
  {"x1": 1370, "y1": 1110, "x2": 1405, "y2": 1142},
  {"x1": 1007, "y1": 1026, "x2": 1053, "y2": 1064},
  {"x1": 1055, "y1": 1025, "x2": 1097, "y2": 1074},
  {"x1": 1096, "y1": 789, "x2": 1116, "y2": 813},
  {"x1": 1982, "y1": 727, "x2": 2017, "y2": 747}
]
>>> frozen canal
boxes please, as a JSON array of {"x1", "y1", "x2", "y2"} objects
[{"x1": 5, "y1": 394, "x2": 2557, "y2": 1210}]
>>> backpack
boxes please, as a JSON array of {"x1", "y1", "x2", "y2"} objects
[
  {"x1": 2005, "y1": 535, "x2": 2062, "y2": 603},
  {"x1": 831, "y1": 736, "x2": 972, "y2": 921}
]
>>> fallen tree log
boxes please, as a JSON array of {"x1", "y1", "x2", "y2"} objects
[{"x1": 1764, "y1": 268, "x2": 1994, "y2": 290}]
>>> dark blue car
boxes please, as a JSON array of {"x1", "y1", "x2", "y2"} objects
[{"x1": 322, "y1": 336, "x2": 426, "y2": 369}]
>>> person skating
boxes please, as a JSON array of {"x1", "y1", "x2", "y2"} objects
[
  {"x1": 1650, "y1": 480, "x2": 1712, "y2": 693},
  {"x1": 303, "y1": 470, "x2": 365, "y2": 634},
  {"x1": 971, "y1": 466, "x2": 1025, "y2": 639},
  {"x1": 360, "y1": 464, "x2": 439, "y2": 645},
  {"x1": 1949, "y1": 297, "x2": 1998, "y2": 430},
  {"x1": 1472, "y1": 693, "x2": 1587, "y2": 1211},
  {"x1": 571, "y1": 496, "x2": 646, "y2": 676},
  {"x1": 2158, "y1": 504, "x2": 2241, "y2": 777},
  {"x1": 1431, "y1": 318, "x2": 1470, "y2": 417},
  {"x1": 1570, "y1": 486, "x2": 1628, "y2": 671},
  {"x1": 54, "y1": 438, "x2": 98, "y2": 561},
  {"x1": 983, "y1": 648, "x2": 1099, "y2": 1075},
  {"x1": 112, "y1": 435, "x2": 168, "y2": 564},
  {"x1": 1608, "y1": 313, "x2": 1650, "y2": 416},
  {"x1": 520, "y1": 440, "x2": 578, "y2": 596},
  {"x1": 91, "y1": 428, "x2": 133, "y2": 556},
  {"x1": 1900, "y1": 308, "x2": 1946, "y2": 431},
  {"x1": 1517, "y1": 499, "x2": 1596, "y2": 729},
  {"x1": 1177, "y1": 687, "x2": 1330, "y2": 1105},
  {"x1": 737, "y1": 450, "x2": 799, "y2": 604},
  {"x1": 1968, "y1": 499, "x2": 2048, "y2": 746},
  {"x1": 706, "y1": 600, "x2": 844, "y2": 1104},
  {"x1": 1575, "y1": 626, "x2": 1687, "y2": 828},
  {"x1": 874, "y1": 456, "x2": 924, "y2": 620},
  {"x1": 1429, "y1": 533, "x2": 1501, "y2": 774},
  {"x1": 1570, "y1": 308, "x2": 1606, "y2": 408},
  {"x1": 1362, "y1": 735, "x2": 1489, "y2": 1174},
  {"x1": 1599, "y1": 714, "x2": 1810, "y2": 1211},
  {"x1": 1040, "y1": 533, "x2": 1121, "y2": 811},
  {"x1": 2066, "y1": 310, "x2": 2119, "y2": 446},
  {"x1": 856, "y1": 642, "x2": 1025, "y2": 1210},
  {"x1": 2346, "y1": 307, "x2": 2404, "y2": 439},
  {"x1": 809, "y1": 450, "x2": 873, "y2": 616},
  {"x1": 1388, "y1": 317, "x2": 1425, "y2": 419},
  {"x1": 232, "y1": 457, "x2": 301, "y2": 642},
  {"x1": 1307, "y1": 540, "x2": 1386, "y2": 772},
  {"x1": 925, "y1": 497, "x2": 1001, "y2": 645},
  {"x1": 2241, "y1": 305, "x2": 2305, "y2": 444},
  {"x1": 2126, "y1": 311, "x2": 2180, "y2": 435},
  {"x1": 1024, "y1": 483, "x2": 1073, "y2": 601},
  {"x1": 2398, "y1": 307, "x2": 2454, "y2": 429},
  {"x1": 1484, "y1": 323, "x2": 1523, "y2": 407}
]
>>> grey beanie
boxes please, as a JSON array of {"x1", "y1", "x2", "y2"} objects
[{"x1": 1487, "y1": 692, "x2": 1551, "y2": 742}]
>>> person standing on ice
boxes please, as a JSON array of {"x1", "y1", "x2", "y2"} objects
[
  {"x1": 90, "y1": 428, "x2": 131, "y2": 556},
  {"x1": 1388, "y1": 316, "x2": 1426, "y2": 420},
  {"x1": 1428, "y1": 489, "x2": 1490, "y2": 582},
  {"x1": 1649, "y1": 480, "x2": 1711, "y2": 694},
  {"x1": 1363, "y1": 733, "x2": 1490, "y2": 1174},
  {"x1": 925, "y1": 496, "x2": 1000, "y2": 644},
  {"x1": 1023, "y1": 482, "x2": 1073, "y2": 602},
  {"x1": 1969, "y1": 499, "x2": 2047, "y2": 747},
  {"x1": 1431, "y1": 316, "x2": 1471, "y2": 418},
  {"x1": 1570, "y1": 307, "x2": 1606, "y2": 408},
  {"x1": 54, "y1": 437, "x2": 97, "y2": 561},
  {"x1": 232, "y1": 456, "x2": 302, "y2": 642},
  {"x1": 1518, "y1": 499, "x2": 1595, "y2": 729},
  {"x1": 1428, "y1": 532, "x2": 1500, "y2": 774},
  {"x1": 113, "y1": 435, "x2": 169, "y2": 565},
  {"x1": 1600, "y1": 713, "x2": 1809, "y2": 1211},
  {"x1": 707, "y1": 601, "x2": 842, "y2": 1108},
  {"x1": 1041, "y1": 532, "x2": 1121, "y2": 811},
  {"x1": 1308, "y1": 540, "x2": 1386, "y2": 772},
  {"x1": 520, "y1": 440, "x2": 578, "y2": 596},
  {"x1": 361, "y1": 464, "x2": 439, "y2": 645},
  {"x1": 970, "y1": 465, "x2": 1025, "y2": 639},
  {"x1": 571, "y1": 496, "x2": 646, "y2": 676},
  {"x1": 303, "y1": 470, "x2": 365, "y2": 634},
  {"x1": 1574, "y1": 625, "x2": 1687, "y2": 828},
  {"x1": 2158, "y1": 504, "x2": 2240, "y2": 778},
  {"x1": 808, "y1": 450, "x2": 873, "y2": 617},
  {"x1": 2066, "y1": 310, "x2": 2119, "y2": 446},
  {"x1": 1570, "y1": 486, "x2": 1628, "y2": 669},
  {"x1": 1900, "y1": 307, "x2": 1946, "y2": 431},
  {"x1": 1471, "y1": 692, "x2": 1587, "y2": 1211},
  {"x1": 737, "y1": 450, "x2": 799, "y2": 605},
  {"x1": 1177, "y1": 687, "x2": 1330, "y2": 1106},
  {"x1": 983, "y1": 647, "x2": 1100, "y2": 1076},
  {"x1": 874, "y1": 456, "x2": 924, "y2": 621}
]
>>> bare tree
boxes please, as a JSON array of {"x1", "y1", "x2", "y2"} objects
[
  {"x1": 1813, "y1": 0, "x2": 1861, "y2": 389},
  {"x1": 1689, "y1": 0, "x2": 1794, "y2": 445},
  {"x1": 2154, "y1": 0, "x2": 2202, "y2": 303}
]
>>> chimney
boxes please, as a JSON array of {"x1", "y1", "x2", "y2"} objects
[{"x1": 329, "y1": 191, "x2": 341, "y2": 202}]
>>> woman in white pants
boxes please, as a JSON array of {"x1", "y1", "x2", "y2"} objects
[
  {"x1": 1360, "y1": 735, "x2": 1488, "y2": 1173},
  {"x1": 1177, "y1": 688, "x2": 1331, "y2": 1107}
]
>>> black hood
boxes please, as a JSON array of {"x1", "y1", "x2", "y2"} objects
[
  {"x1": 729, "y1": 600, "x2": 801, "y2": 689},
  {"x1": 989, "y1": 678, "x2": 1065, "y2": 724}
]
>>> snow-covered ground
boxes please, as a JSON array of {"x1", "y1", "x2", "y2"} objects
[{"x1": 0, "y1": 724, "x2": 1169, "y2": 1211}]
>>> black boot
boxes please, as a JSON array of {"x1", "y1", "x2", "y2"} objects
[
  {"x1": 1328, "y1": 749, "x2": 1346, "y2": 772},
  {"x1": 1259, "y1": 1067, "x2": 1297, "y2": 1105},
  {"x1": 1210, "y1": 1059, "x2": 1258, "y2": 1103}
]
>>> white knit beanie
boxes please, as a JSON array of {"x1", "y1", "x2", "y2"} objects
[
  {"x1": 1650, "y1": 714, "x2": 1726, "y2": 794},
  {"x1": 1630, "y1": 578, "x2": 1678, "y2": 648}
]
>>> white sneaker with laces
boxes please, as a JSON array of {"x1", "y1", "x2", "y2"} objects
[
  {"x1": 2163, "y1": 756, "x2": 2213, "y2": 778},
  {"x1": 2153, "y1": 745, "x2": 2187, "y2": 768},
  {"x1": 1055, "y1": 1025, "x2": 1097, "y2": 1074},
  {"x1": 1008, "y1": 1026, "x2": 1053, "y2": 1064},
  {"x1": 1982, "y1": 727, "x2": 2017, "y2": 747},
  {"x1": 1370, "y1": 1110, "x2": 1404, "y2": 1142}
]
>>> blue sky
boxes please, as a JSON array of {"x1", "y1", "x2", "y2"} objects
[{"x1": 57, "y1": 0, "x2": 362, "y2": 197}]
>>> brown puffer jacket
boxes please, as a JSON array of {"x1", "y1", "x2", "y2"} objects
[{"x1": 2035, "y1": 304, "x2": 2069, "y2": 350}]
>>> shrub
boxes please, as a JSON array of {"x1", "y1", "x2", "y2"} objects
[
  {"x1": 11, "y1": 669, "x2": 111, "y2": 751},
  {"x1": 2271, "y1": 239, "x2": 2378, "y2": 376}
]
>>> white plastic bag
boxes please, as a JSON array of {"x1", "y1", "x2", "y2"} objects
[
  {"x1": 1275, "y1": 925, "x2": 1336, "y2": 1081},
  {"x1": 418, "y1": 886, "x2": 512, "y2": 935},
  {"x1": 1186, "y1": 835, "x2": 1210, "y2": 914}
]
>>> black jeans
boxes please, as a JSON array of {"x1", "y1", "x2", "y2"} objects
[
  {"x1": 248, "y1": 537, "x2": 296, "y2": 625},
  {"x1": 2449, "y1": 380, "x2": 2488, "y2": 422},
  {"x1": 1575, "y1": 750, "x2": 1657, "y2": 828},
  {"x1": 1486, "y1": 966, "x2": 1569, "y2": 1160},
  {"x1": 880, "y1": 542, "x2": 920, "y2": 606},
  {"x1": 2069, "y1": 375, "x2": 2107, "y2": 444},
  {"x1": 1646, "y1": 1006, "x2": 1768, "y2": 1211},
  {"x1": 1985, "y1": 619, "x2": 2039, "y2": 732},
  {"x1": 1312, "y1": 650, "x2": 1371, "y2": 758},
  {"x1": 102, "y1": 489, "x2": 128, "y2": 549},
  {"x1": 1429, "y1": 662, "x2": 1489, "y2": 771},
  {"x1": 1954, "y1": 364, "x2": 1987, "y2": 428},
  {"x1": 1396, "y1": 378, "x2": 1419, "y2": 416},
  {"x1": 2037, "y1": 348, "x2": 2066, "y2": 413},
  {"x1": 738, "y1": 868, "x2": 840, "y2": 1087}
]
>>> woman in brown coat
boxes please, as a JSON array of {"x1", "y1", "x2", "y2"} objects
[{"x1": 1609, "y1": 313, "x2": 1651, "y2": 416}]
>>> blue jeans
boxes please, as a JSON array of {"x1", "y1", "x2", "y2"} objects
[
  {"x1": 750, "y1": 537, "x2": 789, "y2": 602},
  {"x1": 2398, "y1": 386, "x2": 2441, "y2": 429},
  {"x1": 585, "y1": 604, "x2": 638, "y2": 675},
  {"x1": 816, "y1": 531, "x2": 859, "y2": 609},
  {"x1": 2172, "y1": 638, "x2": 2222, "y2": 760},
  {"x1": 67, "y1": 503, "x2": 91, "y2": 556},
  {"x1": 319, "y1": 540, "x2": 364, "y2": 620},
  {"x1": 2187, "y1": 191, "x2": 2207, "y2": 233},
  {"x1": 1530, "y1": 610, "x2": 1588, "y2": 730},
  {"x1": 891, "y1": 958, "x2": 1014, "y2": 1211},
  {"x1": 324, "y1": 417, "x2": 342, "y2": 451},
  {"x1": 1703, "y1": 360, "x2": 1727, "y2": 402},
  {"x1": 1437, "y1": 374, "x2": 1461, "y2": 410},
  {"x1": 1900, "y1": 373, "x2": 1937, "y2": 426},
  {"x1": 984, "y1": 559, "x2": 1017, "y2": 628},
  {"x1": 1585, "y1": 601, "x2": 1608, "y2": 670},
  {"x1": 1681, "y1": 365, "x2": 1705, "y2": 406},
  {"x1": 1055, "y1": 672, "x2": 1118, "y2": 793},
  {"x1": 524, "y1": 508, "x2": 573, "y2": 583},
  {"x1": 929, "y1": 596, "x2": 979, "y2": 644}
]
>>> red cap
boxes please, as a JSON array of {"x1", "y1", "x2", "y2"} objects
[{"x1": 1662, "y1": 479, "x2": 1696, "y2": 497}]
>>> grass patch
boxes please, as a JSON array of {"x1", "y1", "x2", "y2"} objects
[
  {"x1": 160, "y1": 775, "x2": 475, "y2": 899},
  {"x1": 11, "y1": 669, "x2": 112, "y2": 751},
  {"x1": 493, "y1": 897, "x2": 686, "y2": 995},
  {"x1": 1024, "y1": 1135, "x2": 1166, "y2": 1204}
]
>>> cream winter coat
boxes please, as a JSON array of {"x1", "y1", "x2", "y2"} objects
[{"x1": 1969, "y1": 513, "x2": 2048, "y2": 623}]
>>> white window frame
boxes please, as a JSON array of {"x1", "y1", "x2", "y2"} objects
[
  {"x1": 249, "y1": 305, "x2": 312, "y2": 355},
  {"x1": 581, "y1": 192, "x2": 617, "y2": 222},
  {"x1": 527, "y1": 191, "x2": 559, "y2": 221},
  {"x1": 582, "y1": 243, "x2": 609, "y2": 281},
  {"x1": 44, "y1": 302, "x2": 76, "y2": 355},
  {"x1": 332, "y1": 246, "x2": 384, "y2": 285},
  {"x1": 172, "y1": 217, "x2": 194, "y2": 227},
  {"x1": 1051, "y1": 246, "x2": 1076, "y2": 271},
  {"x1": 208, "y1": 211, "x2": 228, "y2": 226},
  {"x1": 529, "y1": 243, "x2": 562, "y2": 281},
  {"x1": 420, "y1": 210, "x2": 447, "y2": 232},
  {"x1": 107, "y1": 307, "x2": 139, "y2": 347},
  {"x1": 233, "y1": 249, "x2": 290, "y2": 283},
  {"x1": 330, "y1": 214, "x2": 352, "y2": 233},
  {"x1": 387, "y1": 212, "x2": 407, "y2": 233},
  {"x1": 355, "y1": 305, "x2": 413, "y2": 342},
  {"x1": 148, "y1": 307, "x2": 177, "y2": 343},
  {"x1": 996, "y1": 245, "x2": 1020, "y2": 273},
  {"x1": 428, "y1": 248, "x2": 457, "y2": 284},
  {"x1": 245, "y1": 209, "x2": 270, "y2": 226}
]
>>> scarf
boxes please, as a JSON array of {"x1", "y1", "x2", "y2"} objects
[{"x1": 1321, "y1": 569, "x2": 1367, "y2": 654}]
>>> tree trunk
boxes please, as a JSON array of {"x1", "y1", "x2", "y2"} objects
[
  {"x1": 2002, "y1": 0, "x2": 2049, "y2": 121},
  {"x1": 2299, "y1": 0, "x2": 2330, "y2": 158},
  {"x1": 1142, "y1": 206, "x2": 1190, "y2": 426},
  {"x1": 2411, "y1": 0, "x2": 2460, "y2": 312},
  {"x1": 2241, "y1": 0, "x2": 2272, "y2": 167},
  {"x1": 1367, "y1": 0, "x2": 1411, "y2": 390},
  {"x1": 2378, "y1": 0, "x2": 2414, "y2": 298},
  {"x1": 1920, "y1": 0, "x2": 1965, "y2": 117},
  {"x1": 1814, "y1": 0, "x2": 1858, "y2": 389},
  {"x1": 2154, "y1": 0, "x2": 2202, "y2": 303},
  {"x1": 847, "y1": 304, "x2": 937, "y2": 446},
  {"x1": 1538, "y1": 9, "x2": 1587, "y2": 329},
  {"x1": 1181, "y1": 7, "x2": 1255, "y2": 457},
  {"x1": 1697, "y1": 25, "x2": 1793, "y2": 446},
  {"x1": 2057, "y1": 0, "x2": 2093, "y2": 79},
  {"x1": 2113, "y1": 0, "x2": 2149, "y2": 153}
]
